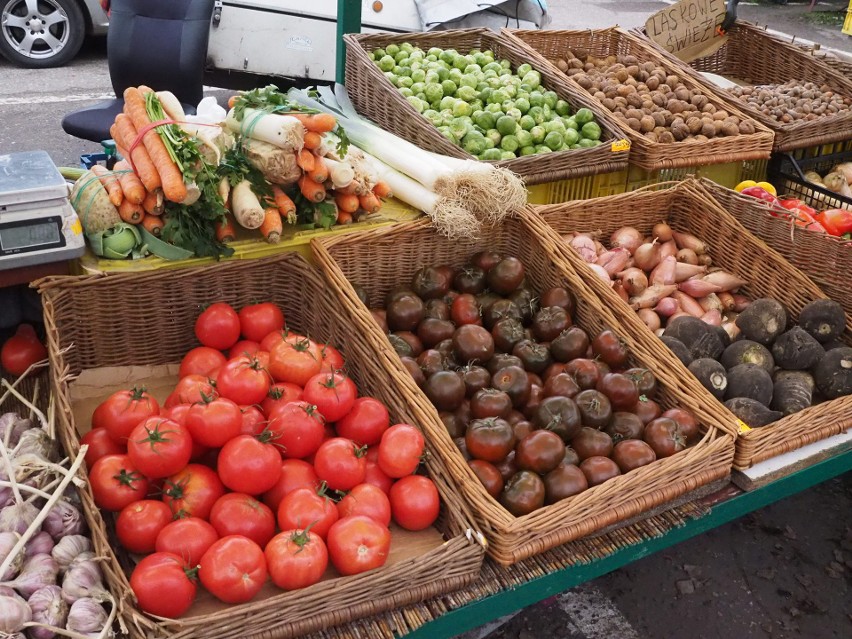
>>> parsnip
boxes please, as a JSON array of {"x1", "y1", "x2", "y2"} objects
[{"x1": 230, "y1": 180, "x2": 265, "y2": 229}]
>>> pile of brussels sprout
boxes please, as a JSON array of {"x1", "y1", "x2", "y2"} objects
[{"x1": 370, "y1": 43, "x2": 604, "y2": 160}]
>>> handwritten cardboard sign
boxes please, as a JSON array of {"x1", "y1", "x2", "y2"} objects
[{"x1": 645, "y1": 0, "x2": 729, "y2": 63}]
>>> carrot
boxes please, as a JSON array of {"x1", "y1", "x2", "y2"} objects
[
  {"x1": 336, "y1": 211, "x2": 353, "y2": 225},
  {"x1": 113, "y1": 159, "x2": 146, "y2": 205},
  {"x1": 260, "y1": 207, "x2": 283, "y2": 244},
  {"x1": 298, "y1": 175, "x2": 327, "y2": 203},
  {"x1": 288, "y1": 112, "x2": 337, "y2": 133},
  {"x1": 112, "y1": 115, "x2": 161, "y2": 193},
  {"x1": 358, "y1": 191, "x2": 381, "y2": 214},
  {"x1": 303, "y1": 131, "x2": 322, "y2": 150},
  {"x1": 372, "y1": 181, "x2": 393, "y2": 199},
  {"x1": 271, "y1": 185, "x2": 296, "y2": 222},
  {"x1": 296, "y1": 149, "x2": 315, "y2": 172},
  {"x1": 118, "y1": 199, "x2": 144, "y2": 224},
  {"x1": 216, "y1": 214, "x2": 237, "y2": 243},
  {"x1": 123, "y1": 87, "x2": 187, "y2": 203},
  {"x1": 308, "y1": 157, "x2": 329, "y2": 184},
  {"x1": 141, "y1": 214, "x2": 165, "y2": 237},
  {"x1": 142, "y1": 189, "x2": 165, "y2": 216},
  {"x1": 90, "y1": 165, "x2": 123, "y2": 207},
  {"x1": 334, "y1": 192, "x2": 359, "y2": 214}
]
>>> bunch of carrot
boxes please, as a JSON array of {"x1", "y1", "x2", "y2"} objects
[{"x1": 89, "y1": 160, "x2": 165, "y2": 238}]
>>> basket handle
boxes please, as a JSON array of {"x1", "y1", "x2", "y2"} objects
[{"x1": 629, "y1": 179, "x2": 691, "y2": 195}]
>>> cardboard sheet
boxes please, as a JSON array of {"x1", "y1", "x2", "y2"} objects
[{"x1": 645, "y1": 0, "x2": 729, "y2": 63}]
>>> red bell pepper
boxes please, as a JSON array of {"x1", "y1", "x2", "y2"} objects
[
  {"x1": 740, "y1": 186, "x2": 780, "y2": 207},
  {"x1": 814, "y1": 209, "x2": 852, "y2": 237}
]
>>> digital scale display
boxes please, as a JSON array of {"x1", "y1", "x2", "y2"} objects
[{"x1": 0, "y1": 217, "x2": 63, "y2": 253}]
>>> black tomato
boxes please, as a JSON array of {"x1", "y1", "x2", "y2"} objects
[
  {"x1": 400, "y1": 356, "x2": 425, "y2": 387},
  {"x1": 643, "y1": 418, "x2": 687, "y2": 458},
  {"x1": 470, "y1": 388, "x2": 513, "y2": 419},
  {"x1": 632, "y1": 397, "x2": 662, "y2": 425},
  {"x1": 490, "y1": 365, "x2": 531, "y2": 407},
  {"x1": 612, "y1": 440, "x2": 657, "y2": 473},
  {"x1": 532, "y1": 306, "x2": 572, "y2": 342},
  {"x1": 512, "y1": 340, "x2": 553, "y2": 375},
  {"x1": 470, "y1": 251, "x2": 502, "y2": 272},
  {"x1": 459, "y1": 365, "x2": 491, "y2": 398},
  {"x1": 494, "y1": 451, "x2": 518, "y2": 483},
  {"x1": 468, "y1": 459, "x2": 504, "y2": 498},
  {"x1": 411, "y1": 266, "x2": 452, "y2": 300},
  {"x1": 453, "y1": 324, "x2": 495, "y2": 364},
  {"x1": 492, "y1": 318, "x2": 527, "y2": 354},
  {"x1": 570, "y1": 427, "x2": 614, "y2": 460},
  {"x1": 465, "y1": 417, "x2": 516, "y2": 463},
  {"x1": 533, "y1": 396, "x2": 582, "y2": 442},
  {"x1": 451, "y1": 294, "x2": 482, "y2": 327},
  {"x1": 487, "y1": 257, "x2": 525, "y2": 295},
  {"x1": 540, "y1": 287, "x2": 576, "y2": 316},
  {"x1": 515, "y1": 430, "x2": 566, "y2": 474},
  {"x1": 423, "y1": 370, "x2": 466, "y2": 411},
  {"x1": 387, "y1": 295, "x2": 425, "y2": 332},
  {"x1": 483, "y1": 299, "x2": 523, "y2": 330},
  {"x1": 564, "y1": 358, "x2": 600, "y2": 390},
  {"x1": 423, "y1": 298, "x2": 451, "y2": 321},
  {"x1": 575, "y1": 389, "x2": 613, "y2": 429},
  {"x1": 661, "y1": 408, "x2": 700, "y2": 444},
  {"x1": 417, "y1": 349, "x2": 446, "y2": 377},
  {"x1": 454, "y1": 266, "x2": 487, "y2": 295},
  {"x1": 417, "y1": 318, "x2": 455, "y2": 349},
  {"x1": 550, "y1": 327, "x2": 590, "y2": 363},
  {"x1": 579, "y1": 456, "x2": 622, "y2": 487},
  {"x1": 543, "y1": 373, "x2": 581, "y2": 399},
  {"x1": 507, "y1": 288, "x2": 538, "y2": 324},
  {"x1": 500, "y1": 470, "x2": 545, "y2": 516},
  {"x1": 393, "y1": 331, "x2": 423, "y2": 358},
  {"x1": 487, "y1": 354, "x2": 525, "y2": 376},
  {"x1": 597, "y1": 373, "x2": 640, "y2": 411},
  {"x1": 624, "y1": 368, "x2": 658, "y2": 397},
  {"x1": 592, "y1": 330, "x2": 630, "y2": 368},
  {"x1": 604, "y1": 412, "x2": 645, "y2": 443},
  {"x1": 440, "y1": 411, "x2": 466, "y2": 439},
  {"x1": 544, "y1": 464, "x2": 588, "y2": 504},
  {"x1": 388, "y1": 333, "x2": 414, "y2": 358}
]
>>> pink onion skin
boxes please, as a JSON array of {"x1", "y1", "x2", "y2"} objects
[
  {"x1": 672, "y1": 291, "x2": 706, "y2": 317},
  {"x1": 618, "y1": 267, "x2": 648, "y2": 296},
  {"x1": 673, "y1": 262, "x2": 707, "y2": 282},
  {"x1": 629, "y1": 284, "x2": 678, "y2": 310},
  {"x1": 633, "y1": 241, "x2": 661, "y2": 272},
  {"x1": 700, "y1": 309, "x2": 723, "y2": 326},
  {"x1": 701, "y1": 271, "x2": 749, "y2": 293},
  {"x1": 672, "y1": 231, "x2": 707, "y2": 254},
  {"x1": 653, "y1": 297, "x2": 681, "y2": 317},
  {"x1": 659, "y1": 240, "x2": 678, "y2": 261},
  {"x1": 597, "y1": 247, "x2": 631, "y2": 277},
  {"x1": 637, "y1": 308, "x2": 662, "y2": 331},
  {"x1": 594, "y1": 241, "x2": 607, "y2": 256},
  {"x1": 732, "y1": 294, "x2": 751, "y2": 312},
  {"x1": 610, "y1": 227, "x2": 644, "y2": 255},
  {"x1": 570, "y1": 234, "x2": 598, "y2": 263},
  {"x1": 650, "y1": 255, "x2": 677, "y2": 286},
  {"x1": 717, "y1": 292, "x2": 736, "y2": 312},
  {"x1": 612, "y1": 280, "x2": 630, "y2": 303},
  {"x1": 676, "y1": 248, "x2": 698, "y2": 265},
  {"x1": 653, "y1": 222, "x2": 673, "y2": 242},
  {"x1": 678, "y1": 278, "x2": 723, "y2": 298},
  {"x1": 587, "y1": 263, "x2": 614, "y2": 285}
]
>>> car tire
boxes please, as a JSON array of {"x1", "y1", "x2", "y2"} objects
[{"x1": 0, "y1": 0, "x2": 86, "y2": 68}]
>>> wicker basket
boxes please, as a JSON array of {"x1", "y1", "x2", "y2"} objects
[
  {"x1": 636, "y1": 22, "x2": 852, "y2": 152},
  {"x1": 343, "y1": 29, "x2": 630, "y2": 185},
  {"x1": 504, "y1": 27, "x2": 775, "y2": 172},
  {"x1": 311, "y1": 216, "x2": 734, "y2": 566},
  {"x1": 531, "y1": 179, "x2": 852, "y2": 470},
  {"x1": 0, "y1": 367, "x2": 50, "y2": 419},
  {"x1": 37, "y1": 253, "x2": 484, "y2": 639}
]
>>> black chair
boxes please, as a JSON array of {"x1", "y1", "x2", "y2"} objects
[{"x1": 61, "y1": 0, "x2": 214, "y2": 144}]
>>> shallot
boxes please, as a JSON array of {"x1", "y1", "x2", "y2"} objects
[
  {"x1": 610, "y1": 227, "x2": 643, "y2": 254},
  {"x1": 672, "y1": 291, "x2": 706, "y2": 318},
  {"x1": 672, "y1": 231, "x2": 707, "y2": 254},
  {"x1": 612, "y1": 280, "x2": 629, "y2": 303},
  {"x1": 674, "y1": 262, "x2": 707, "y2": 282},
  {"x1": 701, "y1": 309, "x2": 723, "y2": 326},
  {"x1": 630, "y1": 284, "x2": 678, "y2": 310},
  {"x1": 587, "y1": 264, "x2": 613, "y2": 285},
  {"x1": 732, "y1": 294, "x2": 751, "y2": 312},
  {"x1": 649, "y1": 255, "x2": 677, "y2": 286},
  {"x1": 637, "y1": 309, "x2": 662, "y2": 331},
  {"x1": 570, "y1": 234, "x2": 598, "y2": 263},
  {"x1": 633, "y1": 241, "x2": 661, "y2": 271},
  {"x1": 652, "y1": 222, "x2": 673, "y2": 242},
  {"x1": 618, "y1": 268, "x2": 648, "y2": 296},
  {"x1": 659, "y1": 240, "x2": 678, "y2": 261},
  {"x1": 697, "y1": 254, "x2": 713, "y2": 267},
  {"x1": 676, "y1": 248, "x2": 698, "y2": 265},
  {"x1": 653, "y1": 297, "x2": 681, "y2": 317},
  {"x1": 722, "y1": 321, "x2": 741, "y2": 340},
  {"x1": 698, "y1": 293, "x2": 723, "y2": 313},
  {"x1": 701, "y1": 271, "x2": 748, "y2": 293},
  {"x1": 678, "y1": 278, "x2": 723, "y2": 298},
  {"x1": 596, "y1": 248, "x2": 631, "y2": 276},
  {"x1": 717, "y1": 292, "x2": 736, "y2": 311}
]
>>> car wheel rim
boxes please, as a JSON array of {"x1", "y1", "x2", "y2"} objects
[{"x1": 1, "y1": 0, "x2": 69, "y2": 60}]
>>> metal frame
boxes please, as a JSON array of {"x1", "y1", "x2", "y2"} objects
[{"x1": 336, "y1": 0, "x2": 362, "y2": 84}]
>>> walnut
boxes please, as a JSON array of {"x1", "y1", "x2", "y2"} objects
[
  {"x1": 712, "y1": 110, "x2": 729, "y2": 121},
  {"x1": 626, "y1": 65, "x2": 640, "y2": 78},
  {"x1": 674, "y1": 87, "x2": 691, "y2": 102},
  {"x1": 720, "y1": 122, "x2": 740, "y2": 136},
  {"x1": 575, "y1": 75, "x2": 593, "y2": 90},
  {"x1": 640, "y1": 115, "x2": 656, "y2": 132},
  {"x1": 665, "y1": 74, "x2": 680, "y2": 88},
  {"x1": 702, "y1": 103, "x2": 717, "y2": 114},
  {"x1": 668, "y1": 99, "x2": 685, "y2": 114},
  {"x1": 644, "y1": 131, "x2": 659, "y2": 142},
  {"x1": 601, "y1": 98, "x2": 617, "y2": 111},
  {"x1": 627, "y1": 117, "x2": 643, "y2": 131},
  {"x1": 651, "y1": 92, "x2": 667, "y2": 107},
  {"x1": 691, "y1": 94, "x2": 709, "y2": 109},
  {"x1": 701, "y1": 121, "x2": 716, "y2": 138},
  {"x1": 687, "y1": 116, "x2": 703, "y2": 134},
  {"x1": 615, "y1": 69, "x2": 629, "y2": 83},
  {"x1": 713, "y1": 119, "x2": 725, "y2": 134},
  {"x1": 646, "y1": 76, "x2": 660, "y2": 91},
  {"x1": 671, "y1": 119, "x2": 690, "y2": 141},
  {"x1": 617, "y1": 85, "x2": 635, "y2": 97},
  {"x1": 658, "y1": 130, "x2": 676, "y2": 144},
  {"x1": 594, "y1": 91, "x2": 606, "y2": 101},
  {"x1": 739, "y1": 120, "x2": 755, "y2": 134},
  {"x1": 626, "y1": 108, "x2": 645, "y2": 121},
  {"x1": 626, "y1": 93, "x2": 644, "y2": 108},
  {"x1": 652, "y1": 112, "x2": 667, "y2": 128}
]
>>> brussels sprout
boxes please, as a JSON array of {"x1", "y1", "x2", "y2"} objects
[
  {"x1": 563, "y1": 128, "x2": 580, "y2": 146},
  {"x1": 410, "y1": 82, "x2": 425, "y2": 95},
  {"x1": 483, "y1": 137, "x2": 495, "y2": 150},
  {"x1": 515, "y1": 129, "x2": 533, "y2": 148},
  {"x1": 384, "y1": 71, "x2": 398, "y2": 85},
  {"x1": 528, "y1": 106, "x2": 545, "y2": 125},
  {"x1": 436, "y1": 66, "x2": 450, "y2": 82},
  {"x1": 530, "y1": 125, "x2": 546, "y2": 144},
  {"x1": 425, "y1": 71, "x2": 441, "y2": 85},
  {"x1": 440, "y1": 96, "x2": 457, "y2": 111},
  {"x1": 462, "y1": 131, "x2": 487, "y2": 156},
  {"x1": 496, "y1": 115, "x2": 518, "y2": 136},
  {"x1": 529, "y1": 91, "x2": 544, "y2": 108},
  {"x1": 498, "y1": 67, "x2": 513, "y2": 76},
  {"x1": 483, "y1": 69, "x2": 499, "y2": 81},
  {"x1": 453, "y1": 100, "x2": 473, "y2": 117},
  {"x1": 425, "y1": 83, "x2": 444, "y2": 103},
  {"x1": 574, "y1": 108, "x2": 595, "y2": 124},
  {"x1": 519, "y1": 145, "x2": 537, "y2": 156},
  {"x1": 521, "y1": 71, "x2": 541, "y2": 90},
  {"x1": 409, "y1": 51, "x2": 424, "y2": 63},
  {"x1": 519, "y1": 115, "x2": 536, "y2": 131},
  {"x1": 386, "y1": 44, "x2": 400, "y2": 56},
  {"x1": 449, "y1": 68, "x2": 463, "y2": 83},
  {"x1": 517, "y1": 63, "x2": 533, "y2": 76},
  {"x1": 457, "y1": 85, "x2": 478, "y2": 102},
  {"x1": 500, "y1": 59, "x2": 512, "y2": 69},
  {"x1": 411, "y1": 69, "x2": 426, "y2": 83},
  {"x1": 578, "y1": 139, "x2": 601, "y2": 148},
  {"x1": 542, "y1": 104, "x2": 552, "y2": 120},
  {"x1": 536, "y1": 145, "x2": 553, "y2": 153},
  {"x1": 484, "y1": 61, "x2": 502, "y2": 73},
  {"x1": 473, "y1": 52, "x2": 490, "y2": 66},
  {"x1": 399, "y1": 66, "x2": 413, "y2": 78},
  {"x1": 475, "y1": 111, "x2": 496, "y2": 131},
  {"x1": 487, "y1": 76, "x2": 503, "y2": 90},
  {"x1": 440, "y1": 80, "x2": 457, "y2": 97},
  {"x1": 459, "y1": 74, "x2": 478, "y2": 89},
  {"x1": 451, "y1": 119, "x2": 472, "y2": 140},
  {"x1": 514, "y1": 97, "x2": 531, "y2": 114},
  {"x1": 581, "y1": 121, "x2": 602, "y2": 140},
  {"x1": 439, "y1": 49, "x2": 456, "y2": 64},
  {"x1": 543, "y1": 91, "x2": 559, "y2": 109},
  {"x1": 394, "y1": 51, "x2": 408, "y2": 64},
  {"x1": 500, "y1": 151, "x2": 516, "y2": 160},
  {"x1": 416, "y1": 93, "x2": 427, "y2": 102},
  {"x1": 378, "y1": 55, "x2": 395, "y2": 72},
  {"x1": 486, "y1": 129, "x2": 502, "y2": 146},
  {"x1": 555, "y1": 99, "x2": 571, "y2": 117},
  {"x1": 469, "y1": 99, "x2": 483, "y2": 112},
  {"x1": 423, "y1": 109, "x2": 443, "y2": 126},
  {"x1": 501, "y1": 100, "x2": 516, "y2": 113},
  {"x1": 503, "y1": 84, "x2": 517, "y2": 99},
  {"x1": 453, "y1": 55, "x2": 469, "y2": 70},
  {"x1": 485, "y1": 103, "x2": 504, "y2": 114},
  {"x1": 428, "y1": 47, "x2": 443, "y2": 58},
  {"x1": 506, "y1": 108, "x2": 523, "y2": 122},
  {"x1": 544, "y1": 131, "x2": 564, "y2": 150},
  {"x1": 501, "y1": 135, "x2": 520, "y2": 153},
  {"x1": 372, "y1": 48, "x2": 386, "y2": 60},
  {"x1": 564, "y1": 117, "x2": 578, "y2": 130},
  {"x1": 480, "y1": 148, "x2": 503, "y2": 161},
  {"x1": 426, "y1": 54, "x2": 438, "y2": 62},
  {"x1": 464, "y1": 64, "x2": 482, "y2": 76},
  {"x1": 543, "y1": 120, "x2": 566, "y2": 135},
  {"x1": 406, "y1": 96, "x2": 425, "y2": 113},
  {"x1": 400, "y1": 42, "x2": 414, "y2": 53},
  {"x1": 399, "y1": 87, "x2": 414, "y2": 98},
  {"x1": 489, "y1": 89, "x2": 509, "y2": 105}
]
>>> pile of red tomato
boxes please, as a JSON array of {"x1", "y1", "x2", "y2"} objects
[{"x1": 81, "y1": 301, "x2": 440, "y2": 618}]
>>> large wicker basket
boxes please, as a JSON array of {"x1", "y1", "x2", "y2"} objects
[
  {"x1": 531, "y1": 179, "x2": 852, "y2": 470},
  {"x1": 343, "y1": 29, "x2": 630, "y2": 185},
  {"x1": 311, "y1": 215, "x2": 734, "y2": 566},
  {"x1": 636, "y1": 22, "x2": 852, "y2": 152},
  {"x1": 505, "y1": 27, "x2": 775, "y2": 171},
  {"x1": 37, "y1": 253, "x2": 484, "y2": 639}
]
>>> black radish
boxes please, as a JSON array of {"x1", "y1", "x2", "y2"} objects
[
  {"x1": 724, "y1": 363, "x2": 774, "y2": 406},
  {"x1": 664, "y1": 316, "x2": 724, "y2": 360},
  {"x1": 735, "y1": 298, "x2": 787, "y2": 346},
  {"x1": 724, "y1": 397, "x2": 782, "y2": 427},
  {"x1": 797, "y1": 299, "x2": 846, "y2": 343},
  {"x1": 771, "y1": 327, "x2": 824, "y2": 371},
  {"x1": 813, "y1": 346, "x2": 852, "y2": 400},
  {"x1": 688, "y1": 358, "x2": 728, "y2": 400},
  {"x1": 771, "y1": 371, "x2": 815, "y2": 416},
  {"x1": 660, "y1": 336, "x2": 692, "y2": 366},
  {"x1": 720, "y1": 340, "x2": 774, "y2": 375}
]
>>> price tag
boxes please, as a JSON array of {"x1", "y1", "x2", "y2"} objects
[
  {"x1": 71, "y1": 219, "x2": 82, "y2": 236},
  {"x1": 737, "y1": 419, "x2": 751, "y2": 433},
  {"x1": 611, "y1": 139, "x2": 630, "y2": 153}
]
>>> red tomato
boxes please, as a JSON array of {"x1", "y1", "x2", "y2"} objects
[
  {"x1": 337, "y1": 483, "x2": 391, "y2": 526},
  {"x1": 80, "y1": 428, "x2": 124, "y2": 468},
  {"x1": 239, "y1": 405, "x2": 267, "y2": 436},
  {"x1": 335, "y1": 397, "x2": 390, "y2": 446},
  {"x1": 302, "y1": 372, "x2": 357, "y2": 422},
  {"x1": 215, "y1": 356, "x2": 271, "y2": 406},
  {"x1": 185, "y1": 396, "x2": 242, "y2": 448},
  {"x1": 217, "y1": 434, "x2": 282, "y2": 495},
  {"x1": 89, "y1": 454, "x2": 149, "y2": 511},
  {"x1": 130, "y1": 552, "x2": 197, "y2": 618},
  {"x1": 155, "y1": 517, "x2": 219, "y2": 566},
  {"x1": 179, "y1": 347, "x2": 227, "y2": 379},
  {"x1": 267, "y1": 401, "x2": 326, "y2": 459},
  {"x1": 363, "y1": 459, "x2": 394, "y2": 495},
  {"x1": 277, "y1": 486, "x2": 339, "y2": 540},
  {"x1": 265, "y1": 528, "x2": 328, "y2": 590},
  {"x1": 116, "y1": 500, "x2": 173, "y2": 554},
  {"x1": 195, "y1": 302, "x2": 241, "y2": 351},
  {"x1": 389, "y1": 475, "x2": 440, "y2": 531},
  {"x1": 166, "y1": 404, "x2": 210, "y2": 462},
  {"x1": 318, "y1": 343, "x2": 345, "y2": 373},
  {"x1": 199, "y1": 536, "x2": 267, "y2": 604},
  {"x1": 262, "y1": 460, "x2": 319, "y2": 511},
  {"x1": 92, "y1": 387, "x2": 160, "y2": 445},
  {"x1": 327, "y1": 515, "x2": 391, "y2": 576},
  {"x1": 162, "y1": 464, "x2": 225, "y2": 520},
  {"x1": 261, "y1": 382, "x2": 303, "y2": 416},
  {"x1": 268, "y1": 337, "x2": 323, "y2": 386},
  {"x1": 377, "y1": 424, "x2": 425, "y2": 478},
  {"x1": 127, "y1": 417, "x2": 193, "y2": 479},
  {"x1": 0, "y1": 325, "x2": 46, "y2": 376},
  {"x1": 164, "y1": 375, "x2": 217, "y2": 409},
  {"x1": 313, "y1": 438, "x2": 367, "y2": 491},
  {"x1": 259, "y1": 329, "x2": 289, "y2": 353},
  {"x1": 238, "y1": 302, "x2": 285, "y2": 342},
  {"x1": 209, "y1": 493, "x2": 276, "y2": 547},
  {"x1": 228, "y1": 339, "x2": 261, "y2": 360}
]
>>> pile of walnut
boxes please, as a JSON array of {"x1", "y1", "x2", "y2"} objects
[
  {"x1": 728, "y1": 80, "x2": 852, "y2": 123},
  {"x1": 551, "y1": 51, "x2": 753, "y2": 143}
]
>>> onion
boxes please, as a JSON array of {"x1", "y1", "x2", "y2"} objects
[
  {"x1": 596, "y1": 248, "x2": 631, "y2": 276},
  {"x1": 633, "y1": 241, "x2": 661, "y2": 271},
  {"x1": 676, "y1": 248, "x2": 698, "y2": 265},
  {"x1": 612, "y1": 280, "x2": 629, "y2": 303},
  {"x1": 637, "y1": 309, "x2": 661, "y2": 331},
  {"x1": 652, "y1": 222, "x2": 673, "y2": 242},
  {"x1": 659, "y1": 240, "x2": 678, "y2": 261},
  {"x1": 653, "y1": 297, "x2": 680, "y2": 317},
  {"x1": 587, "y1": 263, "x2": 613, "y2": 285},
  {"x1": 610, "y1": 226, "x2": 643, "y2": 254},
  {"x1": 618, "y1": 268, "x2": 648, "y2": 296},
  {"x1": 570, "y1": 234, "x2": 598, "y2": 263}
]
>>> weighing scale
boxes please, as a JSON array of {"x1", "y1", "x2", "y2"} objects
[{"x1": 0, "y1": 151, "x2": 85, "y2": 271}]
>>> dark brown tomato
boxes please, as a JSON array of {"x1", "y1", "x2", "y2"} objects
[
  {"x1": 442, "y1": 290, "x2": 460, "y2": 307},
  {"x1": 543, "y1": 362, "x2": 567, "y2": 382},
  {"x1": 570, "y1": 427, "x2": 614, "y2": 460},
  {"x1": 564, "y1": 358, "x2": 600, "y2": 390},
  {"x1": 434, "y1": 339, "x2": 455, "y2": 362},
  {"x1": 453, "y1": 325, "x2": 495, "y2": 364},
  {"x1": 540, "y1": 287, "x2": 576, "y2": 316},
  {"x1": 411, "y1": 266, "x2": 452, "y2": 300},
  {"x1": 352, "y1": 285, "x2": 370, "y2": 307},
  {"x1": 490, "y1": 366, "x2": 531, "y2": 407},
  {"x1": 460, "y1": 365, "x2": 491, "y2": 398},
  {"x1": 393, "y1": 331, "x2": 423, "y2": 357},
  {"x1": 592, "y1": 330, "x2": 630, "y2": 368},
  {"x1": 435, "y1": 265, "x2": 456, "y2": 285},
  {"x1": 632, "y1": 397, "x2": 661, "y2": 425},
  {"x1": 544, "y1": 464, "x2": 588, "y2": 504},
  {"x1": 512, "y1": 340, "x2": 553, "y2": 375},
  {"x1": 494, "y1": 451, "x2": 518, "y2": 483},
  {"x1": 575, "y1": 390, "x2": 613, "y2": 429},
  {"x1": 388, "y1": 334, "x2": 414, "y2": 358},
  {"x1": 624, "y1": 368, "x2": 658, "y2": 397},
  {"x1": 470, "y1": 388, "x2": 512, "y2": 419},
  {"x1": 533, "y1": 307, "x2": 572, "y2": 342},
  {"x1": 661, "y1": 408, "x2": 700, "y2": 444},
  {"x1": 487, "y1": 354, "x2": 525, "y2": 376},
  {"x1": 385, "y1": 287, "x2": 417, "y2": 306},
  {"x1": 522, "y1": 384, "x2": 545, "y2": 421},
  {"x1": 470, "y1": 251, "x2": 502, "y2": 272},
  {"x1": 440, "y1": 411, "x2": 466, "y2": 439},
  {"x1": 500, "y1": 470, "x2": 545, "y2": 516},
  {"x1": 475, "y1": 292, "x2": 501, "y2": 316},
  {"x1": 550, "y1": 327, "x2": 590, "y2": 363},
  {"x1": 468, "y1": 460, "x2": 504, "y2": 498},
  {"x1": 579, "y1": 456, "x2": 622, "y2": 487},
  {"x1": 423, "y1": 299, "x2": 451, "y2": 321},
  {"x1": 597, "y1": 373, "x2": 639, "y2": 411},
  {"x1": 533, "y1": 396, "x2": 582, "y2": 442},
  {"x1": 417, "y1": 318, "x2": 455, "y2": 349},
  {"x1": 451, "y1": 294, "x2": 482, "y2": 327},
  {"x1": 454, "y1": 437, "x2": 472, "y2": 461},
  {"x1": 423, "y1": 371, "x2": 466, "y2": 411},
  {"x1": 593, "y1": 360, "x2": 611, "y2": 379},
  {"x1": 400, "y1": 356, "x2": 425, "y2": 387},
  {"x1": 487, "y1": 258, "x2": 526, "y2": 295},
  {"x1": 543, "y1": 373, "x2": 581, "y2": 399},
  {"x1": 492, "y1": 318, "x2": 526, "y2": 354},
  {"x1": 483, "y1": 299, "x2": 523, "y2": 330},
  {"x1": 370, "y1": 309, "x2": 389, "y2": 333},
  {"x1": 465, "y1": 418, "x2": 516, "y2": 463},
  {"x1": 512, "y1": 420, "x2": 535, "y2": 441},
  {"x1": 454, "y1": 400, "x2": 472, "y2": 432},
  {"x1": 612, "y1": 440, "x2": 657, "y2": 473},
  {"x1": 526, "y1": 372, "x2": 543, "y2": 388},
  {"x1": 505, "y1": 410, "x2": 526, "y2": 426},
  {"x1": 417, "y1": 350, "x2": 445, "y2": 378},
  {"x1": 604, "y1": 412, "x2": 645, "y2": 443},
  {"x1": 387, "y1": 295, "x2": 426, "y2": 332},
  {"x1": 515, "y1": 430, "x2": 566, "y2": 474},
  {"x1": 454, "y1": 266, "x2": 487, "y2": 295},
  {"x1": 643, "y1": 418, "x2": 687, "y2": 458},
  {"x1": 562, "y1": 447, "x2": 581, "y2": 466},
  {"x1": 507, "y1": 288, "x2": 538, "y2": 324}
]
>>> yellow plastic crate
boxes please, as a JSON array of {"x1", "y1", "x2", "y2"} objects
[
  {"x1": 789, "y1": 138, "x2": 852, "y2": 161},
  {"x1": 526, "y1": 170, "x2": 628, "y2": 204},
  {"x1": 844, "y1": 8, "x2": 852, "y2": 36}
]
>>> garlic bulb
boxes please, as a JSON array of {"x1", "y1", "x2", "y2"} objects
[
  {"x1": 0, "y1": 592, "x2": 31, "y2": 634},
  {"x1": 66, "y1": 597, "x2": 108, "y2": 633},
  {"x1": 25, "y1": 531, "x2": 55, "y2": 558},
  {"x1": 1, "y1": 553, "x2": 59, "y2": 598},
  {"x1": 61, "y1": 555, "x2": 108, "y2": 603},
  {"x1": 51, "y1": 536, "x2": 91, "y2": 572},
  {"x1": 0, "y1": 532, "x2": 22, "y2": 581},
  {"x1": 0, "y1": 503, "x2": 39, "y2": 536},
  {"x1": 28, "y1": 585, "x2": 69, "y2": 639},
  {"x1": 43, "y1": 500, "x2": 85, "y2": 541}
]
